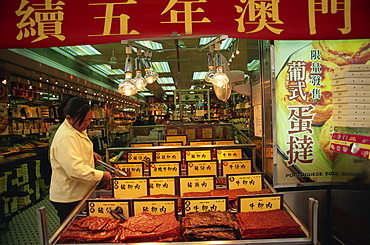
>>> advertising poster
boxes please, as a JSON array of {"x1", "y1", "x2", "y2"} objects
[{"x1": 274, "y1": 39, "x2": 370, "y2": 186}]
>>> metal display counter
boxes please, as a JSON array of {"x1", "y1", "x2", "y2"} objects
[
  {"x1": 46, "y1": 180, "x2": 318, "y2": 245},
  {"x1": 44, "y1": 134, "x2": 318, "y2": 244}
]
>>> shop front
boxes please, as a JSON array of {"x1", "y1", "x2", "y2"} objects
[{"x1": 0, "y1": 1, "x2": 369, "y2": 244}]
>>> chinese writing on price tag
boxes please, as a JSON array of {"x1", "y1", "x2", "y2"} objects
[
  {"x1": 149, "y1": 177, "x2": 176, "y2": 195},
  {"x1": 179, "y1": 176, "x2": 215, "y2": 196},
  {"x1": 132, "y1": 199, "x2": 177, "y2": 216},
  {"x1": 222, "y1": 159, "x2": 252, "y2": 176},
  {"x1": 87, "y1": 200, "x2": 129, "y2": 218},
  {"x1": 227, "y1": 173, "x2": 263, "y2": 191},
  {"x1": 182, "y1": 197, "x2": 227, "y2": 215},
  {"x1": 112, "y1": 178, "x2": 148, "y2": 198},
  {"x1": 238, "y1": 194, "x2": 283, "y2": 212},
  {"x1": 185, "y1": 150, "x2": 212, "y2": 161},
  {"x1": 156, "y1": 151, "x2": 182, "y2": 162},
  {"x1": 150, "y1": 162, "x2": 180, "y2": 177},
  {"x1": 187, "y1": 160, "x2": 217, "y2": 176}
]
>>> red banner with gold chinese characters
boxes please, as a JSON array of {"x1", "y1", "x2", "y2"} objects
[{"x1": 0, "y1": 0, "x2": 369, "y2": 49}]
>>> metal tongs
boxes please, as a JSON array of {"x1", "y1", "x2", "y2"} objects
[
  {"x1": 109, "y1": 206, "x2": 127, "y2": 220},
  {"x1": 97, "y1": 160, "x2": 128, "y2": 177}
]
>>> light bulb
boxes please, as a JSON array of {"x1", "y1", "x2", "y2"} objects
[
  {"x1": 131, "y1": 70, "x2": 147, "y2": 89},
  {"x1": 205, "y1": 66, "x2": 215, "y2": 83},
  {"x1": 144, "y1": 67, "x2": 159, "y2": 84},
  {"x1": 213, "y1": 82, "x2": 231, "y2": 102},
  {"x1": 118, "y1": 72, "x2": 138, "y2": 96},
  {"x1": 212, "y1": 66, "x2": 229, "y2": 87}
]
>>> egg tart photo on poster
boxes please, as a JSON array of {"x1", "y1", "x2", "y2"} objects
[{"x1": 274, "y1": 39, "x2": 370, "y2": 184}]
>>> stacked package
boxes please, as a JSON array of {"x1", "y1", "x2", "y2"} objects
[
  {"x1": 118, "y1": 212, "x2": 180, "y2": 242},
  {"x1": 236, "y1": 209, "x2": 304, "y2": 239},
  {"x1": 330, "y1": 64, "x2": 370, "y2": 127},
  {"x1": 181, "y1": 211, "x2": 239, "y2": 241}
]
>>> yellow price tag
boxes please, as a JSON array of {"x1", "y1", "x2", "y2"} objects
[
  {"x1": 112, "y1": 178, "x2": 148, "y2": 198},
  {"x1": 213, "y1": 140, "x2": 235, "y2": 145},
  {"x1": 187, "y1": 161, "x2": 217, "y2": 176},
  {"x1": 149, "y1": 162, "x2": 180, "y2": 177},
  {"x1": 149, "y1": 178, "x2": 176, "y2": 195},
  {"x1": 132, "y1": 199, "x2": 177, "y2": 216},
  {"x1": 185, "y1": 150, "x2": 212, "y2": 161},
  {"x1": 221, "y1": 159, "x2": 252, "y2": 176},
  {"x1": 165, "y1": 135, "x2": 187, "y2": 145},
  {"x1": 127, "y1": 152, "x2": 153, "y2": 163},
  {"x1": 217, "y1": 149, "x2": 242, "y2": 161},
  {"x1": 238, "y1": 194, "x2": 282, "y2": 212},
  {"x1": 227, "y1": 173, "x2": 263, "y2": 191},
  {"x1": 189, "y1": 141, "x2": 213, "y2": 146},
  {"x1": 155, "y1": 151, "x2": 182, "y2": 162},
  {"x1": 159, "y1": 142, "x2": 183, "y2": 146},
  {"x1": 182, "y1": 197, "x2": 227, "y2": 215},
  {"x1": 87, "y1": 200, "x2": 130, "y2": 218},
  {"x1": 115, "y1": 163, "x2": 143, "y2": 177},
  {"x1": 179, "y1": 176, "x2": 215, "y2": 196}
]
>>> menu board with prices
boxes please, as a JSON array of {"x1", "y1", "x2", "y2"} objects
[
  {"x1": 114, "y1": 162, "x2": 144, "y2": 177},
  {"x1": 112, "y1": 178, "x2": 148, "y2": 198},
  {"x1": 237, "y1": 194, "x2": 283, "y2": 213},
  {"x1": 155, "y1": 151, "x2": 182, "y2": 162},
  {"x1": 132, "y1": 198, "x2": 178, "y2": 217},
  {"x1": 149, "y1": 162, "x2": 181, "y2": 177},
  {"x1": 179, "y1": 176, "x2": 215, "y2": 196},
  {"x1": 86, "y1": 199, "x2": 130, "y2": 218},
  {"x1": 182, "y1": 197, "x2": 228, "y2": 215},
  {"x1": 185, "y1": 150, "x2": 212, "y2": 161},
  {"x1": 216, "y1": 149, "x2": 243, "y2": 162},
  {"x1": 221, "y1": 159, "x2": 252, "y2": 176},
  {"x1": 149, "y1": 177, "x2": 177, "y2": 196},
  {"x1": 186, "y1": 160, "x2": 218, "y2": 176},
  {"x1": 227, "y1": 173, "x2": 263, "y2": 192}
]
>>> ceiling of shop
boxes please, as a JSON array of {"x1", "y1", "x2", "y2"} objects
[{"x1": 70, "y1": 37, "x2": 260, "y2": 99}]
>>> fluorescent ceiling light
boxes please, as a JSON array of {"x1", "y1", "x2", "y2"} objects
[
  {"x1": 192, "y1": 71, "x2": 208, "y2": 80},
  {"x1": 248, "y1": 59, "x2": 260, "y2": 71},
  {"x1": 134, "y1": 41, "x2": 163, "y2": 51},
  {"x1": 139, "y1": 92, "x2": 154, "y2": 96},
  {"x1": 91, "y1": 64, "x2": 125, "y2": 75},
  {"x1": 220, "y1": 38, "x2": 235, "y2": 50},
  {"x1": 59, "y1": 45, "x2": 101, "y2": 56},
  {"x1": 151, "y1": 62, "x2": 171, "y2": 73},
  {"x1": 139, "y1": 87, "x2": 149, "y2": 91},
  {"x1": 157, "y1": 77, "x2": 174, "y2": 84},
  {"x1": 161, "y1": 86, "x2": 176, "y2": 91},
  {"x1": 199, "y1": 37, "x2": 216, "y2": 45},
  {"x1": 165, "y1": 91, "x2": 174, "y2": 95},
  {"x1": 199, "y1": 37, "x2": 235, "y2": 50}
]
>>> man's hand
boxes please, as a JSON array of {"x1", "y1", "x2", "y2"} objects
[{"x1": 93, "y1": 152, "x2": 102, "y2": 163}]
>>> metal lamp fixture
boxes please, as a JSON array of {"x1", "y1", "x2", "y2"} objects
[
  {"x1": 131, "y1": 50, "x2": 147, "y2": 90},
  {"x1": 118, "y1": 53, "x2": 138, "y2": 96},
  {"x1": 205, "y1": 47, "x2": 215, "y2": 83},
  {"x1": 143, "y1": 51, "x2": 159, "y2": 84}
]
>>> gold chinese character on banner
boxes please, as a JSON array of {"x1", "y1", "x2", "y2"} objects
[
  {"x1": 89, "y1": 1, "x2": 139, "y2": 37},
  {"x1": 235, "y1": 0, "x2": 284, "y2": 34},
  {"x1": 308, "y1": 0, "x2": 351, "y2": 34},
  {"x1": 16, "y1": 0, "x2": 66, "y2": 43},
  {"x1": 161, "y1": 0, "x2": 211, "y2": 34}
]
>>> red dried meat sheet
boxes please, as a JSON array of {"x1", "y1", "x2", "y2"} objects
[
  {"x1": 182, "y1": 211, "x2": 239, "y2": 229},
  {"x1": 70, "y1": 216, "x2": 118, "y2": 231},
  {"x1": 59, "y1": 229, "x2": 117, "y2": 242},
  {"x1": 119, "y1": 212, "x2": 180, "y2": 242},
  {"x1": 236, "y1": 209, "x2": 304, "y2": 239},
  {"x1": 182, "y1": 191, "x2": 212, "y2": 197}
]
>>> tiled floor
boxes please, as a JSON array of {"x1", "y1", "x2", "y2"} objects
[{"x1": 0, "y1": 196, "x2": 59, "y2": 245}]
